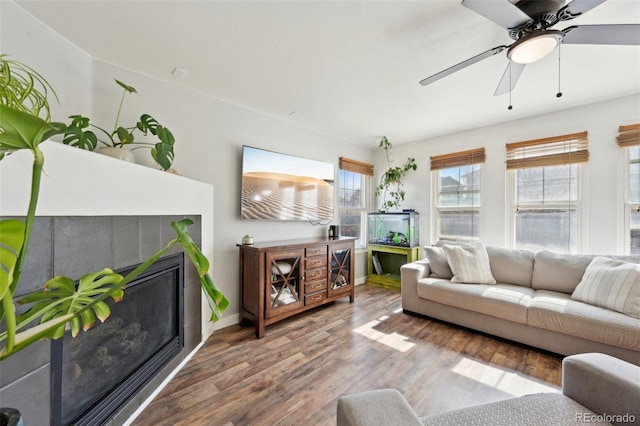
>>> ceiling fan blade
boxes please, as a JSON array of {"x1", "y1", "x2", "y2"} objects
[
  {"x1": 494, "y1": 62, "x2": 526, "y2": 96},
  {"x1": 558, "y1": 0, "x2": 607, "y2": 21},
  {"x1": 563, "y1": 24, "x2": 640, "y2": 45},
  {"x1": 419, "y1": 45, "x2": 508, "y2": 86},
  {"x1": 462, "y1": 0, "x2": 532, "y2": 29}
]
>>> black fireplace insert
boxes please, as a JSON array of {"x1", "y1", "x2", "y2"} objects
[{"x1": 50, "y1": 253, "x2": 185, "y2": 426}]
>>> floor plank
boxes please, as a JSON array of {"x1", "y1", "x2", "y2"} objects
[{"x1": 132, "y1": 285, "x2": 562, "y2": 425}]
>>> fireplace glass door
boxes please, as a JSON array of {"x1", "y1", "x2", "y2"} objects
[{"x1": 51, "y1": 253, "x2": 184, "y2": 426}]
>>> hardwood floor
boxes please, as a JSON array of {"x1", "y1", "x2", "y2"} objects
[{"x1": 132, "y1": 284, "x2": 562, "y2": 426}]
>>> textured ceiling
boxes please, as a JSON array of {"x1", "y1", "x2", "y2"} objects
[{"x1": 14, "y1": 0, "x2": 640, "y2": 147}]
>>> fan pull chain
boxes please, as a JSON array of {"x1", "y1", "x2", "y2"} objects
[
  {"x1": 508, "y1": 61, "x2": 513, "y2": 110},
  {"x1": 556, "y1": 44, "x2": 563, "y2": 98}
]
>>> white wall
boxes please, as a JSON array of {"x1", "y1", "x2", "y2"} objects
[
  {"x1": 0, "y1": 1, "x2": 92, "y2": 122},
  {"x1": 379, "y1": 94, "x2": 640, "y2": 255},
  {"x1": 5, "y1": 0, "x2": 639, "y2": 329},
  {"x1": 1, "y1": 1, "x2": 374, "y2": 332}
]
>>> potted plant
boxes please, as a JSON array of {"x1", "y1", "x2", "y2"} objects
[
  {"x1": 375, "y1": 136, "x2": 417, "y2": 211},
  {"x1": 0, "y1": 55, "x2": 228, "y2": 365},
  {"x1": 63, "y1": 79, "x2": 175, "y2": 170}
]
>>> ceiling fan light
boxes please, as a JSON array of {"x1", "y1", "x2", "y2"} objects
[{"x1": 508, "y1": 31, "x2": 564, "y2": 64}]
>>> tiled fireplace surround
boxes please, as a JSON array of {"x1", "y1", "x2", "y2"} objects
[
  {"x1": 0, "y1": 142, "x2": 215, "y2": 425},
  {"x1": 0, "y1": 215, "x2": 203, "y2": 425}
]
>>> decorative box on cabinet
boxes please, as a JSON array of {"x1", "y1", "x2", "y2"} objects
[{"x1": 238, "y1": 237, "x2": 355, "y2": 338}]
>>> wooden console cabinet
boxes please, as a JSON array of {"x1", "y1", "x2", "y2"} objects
[{"x1": 238, "y1": 237, "x2": 355, "y2": 338}]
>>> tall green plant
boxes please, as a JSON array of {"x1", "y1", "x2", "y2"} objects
[
  {"x1": 0, "y1": 59, "x2": 228, "y2": 361},
  {"x1": 0, "y1": 54, "x2": 57, "y2": 121},
  {"x1": 63, "y1": 79, "x2": 175, "y2": 170},
  {"x1": 375, "y1": 136, "x2": 417, "y2": 211}
]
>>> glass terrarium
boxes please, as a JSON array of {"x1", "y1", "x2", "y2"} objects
[{"x1": 368, "y1": 212, "x2": 419, "y2": 247}]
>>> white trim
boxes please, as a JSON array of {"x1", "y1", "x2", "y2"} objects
[
  {"x1": 621, "y1": 146, "x2": 640, "y2": 255},
  {"x1": 123, "y1": 340, "x2": 206, "y2": 426}
]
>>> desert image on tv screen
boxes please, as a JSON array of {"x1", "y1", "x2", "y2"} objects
[{"x1": 241, "y1": 147, "x2": 334, "y2": 220}]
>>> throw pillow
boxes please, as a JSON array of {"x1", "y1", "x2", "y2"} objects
[
  {"x1": 571, "y1": 256, "x2": 640, "y2": 319},
  {"x1": 423, "y1": 246, "x2": 453, "y2": 279},
  {"x1": 442, "y1": 243, "x2": 496, "y2": 284}
]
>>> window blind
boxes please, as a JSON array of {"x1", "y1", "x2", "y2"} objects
[
  {"x1": 430, "y1": 147, "x2": 485, "y2": 171},
  {"x1": 339, "y1": 157, "x2": 374, "y2": 176},
  {"x1": 505, "y1": 131, "x2": 588, "y2": 170},
  {"x1": 617, "y1": 123, "x2": 640, "y2": 148}
]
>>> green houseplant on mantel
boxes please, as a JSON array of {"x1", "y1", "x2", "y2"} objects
[
  {"x1": 63, "y1": 79, "x2": 175, "y2": 170},
  {"x1": 375, "y1": 136, "x2": 417, "y2": 212},
  {"x1": 0, "y1": 55, "x2": 229, "y2": 366}
]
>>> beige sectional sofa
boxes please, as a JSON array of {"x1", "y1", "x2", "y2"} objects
[{"x1": 400, "y1": 245, "x2": 640, "y2": 365}]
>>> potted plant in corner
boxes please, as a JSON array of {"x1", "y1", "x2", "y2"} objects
[
  {"x1": 0, "y1": 55, "x2": 228, "y2": 422},
  {"x1": 375, "y1": 136, "x2": 417, "y2": 212},
  {"x1": 63, "y1": 79, "x2": 175, "y2": 170}
]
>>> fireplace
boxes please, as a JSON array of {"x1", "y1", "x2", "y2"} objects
[
  {"x1": 1, "y1": 143, "x2": 212, "y2": 425},
  {"x1": 50, "y1": 253, "x2": 185, "y2": 426}
]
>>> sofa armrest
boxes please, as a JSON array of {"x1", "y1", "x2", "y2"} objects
[
  {"x1": 562, "y1": 353, "x2": 640, "y2": 425},
  {"x1": 401, "y1": 260, "x2": 430, "y2": 313},
  {"x1": 401, "y1": 259, "x2": 431, "y2": 281},
  {"x1": 337, "y1": 389, "x2": 423, "y2": 426}
]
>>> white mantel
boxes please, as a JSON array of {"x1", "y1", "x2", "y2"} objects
[{"x1": 0, "y1": 140, "x2": 219, "y2": 338}]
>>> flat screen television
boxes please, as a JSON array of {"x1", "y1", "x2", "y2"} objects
[{"x1": 241, "y1": 146, "x2": 335, "y2": 221}]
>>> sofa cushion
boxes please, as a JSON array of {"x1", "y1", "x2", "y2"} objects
[
  {"x1": 417, "y1": 279, "x2": 533, "y2": 324},
  {"x1": 421, "y1": 393, "x2": 608, "y2": 426},
  {"x1": 527, "y1": 290, "x2": 640, "y2": 351},
  {"x1": 424, "y1": 246, "x2": 453, "y2": 279},
  {"x1": 531, "y1": 251, "x2": 595, "y2": 294},
  {"x1": 486, "y1": 246, "x2": 534, "y2": 287},
  {"x1": 337, "y1": 389, "x2": 423, "y2": 426},
  {"x1": 572, "y1": 257, "x2": 640, "y2": 319},
  {"x1": 443, "y1": 243, "x2": 496, "y2": 284}
]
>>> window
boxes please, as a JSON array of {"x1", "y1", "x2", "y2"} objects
[
  {"x1": 506, "y1": 131, "x2": 588, "y2": 253},
  {"x1": 618, "y1": 124, "x2": 640, "y2": 254},
  {"x1": 338, "y1": 157, "x2": 372, "y2": 249},
  {"x1": 431, "y1": 148, "x2": 484, "y2": 243}
]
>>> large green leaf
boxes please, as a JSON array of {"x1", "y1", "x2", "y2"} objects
[
  {"x1": 151, "y1": 129, "x2": 175, "y2": 170},
  {"x1": 0, "y1": 105, "x2": 66, "y2": 156},
  {"x1": 171, "y1": 219, "x2": 229, "y2": 321},
  {"x1": 0, "y1": 314, "x2": 74, "y2": 360},
  {"x1": 0, "y1": 55, "x2": 58, "y2": 121},
  {"x1": 17, "y1": 268, "x2": 125, "y2": 339},
  {"x1": 62, "y1": 125, "x2": 98, "y2": 150},
  {"x1": 62, "y1": 115, "x2": 98, "y2": 150},
  {"x1": 0, "y1": 219, "x2": 26, "y2": 321},
  {"x1": 116, "y1": 126, "x2": 134, "y2": 145},
  {"x1": 138, "y1": 115, "x2": 175, "y2": 170},
  {"x1": 115, "y1": 79, "x2": 137, "y2": 94},
  {"x1": 136, "y1": 114, "x2": 161, "y2": 134}
]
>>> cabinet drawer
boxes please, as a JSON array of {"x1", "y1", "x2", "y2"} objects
[
  {"x1": 305, "y1": 280, "x2": 326, "y2": 293},
  {"x1": 306, "y1": 246, "x2": 327, "y2": 257},
  {"x1": 306, "y1": 256, "x2": 327, "y2": 269},
  {"x1": 306, "y1": 268, "x2": 327, "y2": 282},
  {"x1": 305, "y1": 290, "x2": 327, "y2": 304}
]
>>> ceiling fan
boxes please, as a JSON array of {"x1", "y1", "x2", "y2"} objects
[{"x1": 419, "y1": 0, "x2": 640, "y2": 96}]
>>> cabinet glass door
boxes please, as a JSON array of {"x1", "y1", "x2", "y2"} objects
[
  {"x1": 266, "y1": 250, "x2": 304, "y2": 318},
  {"x1": 329, "y1": 244, "x2": 352, "y2": 296}
]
